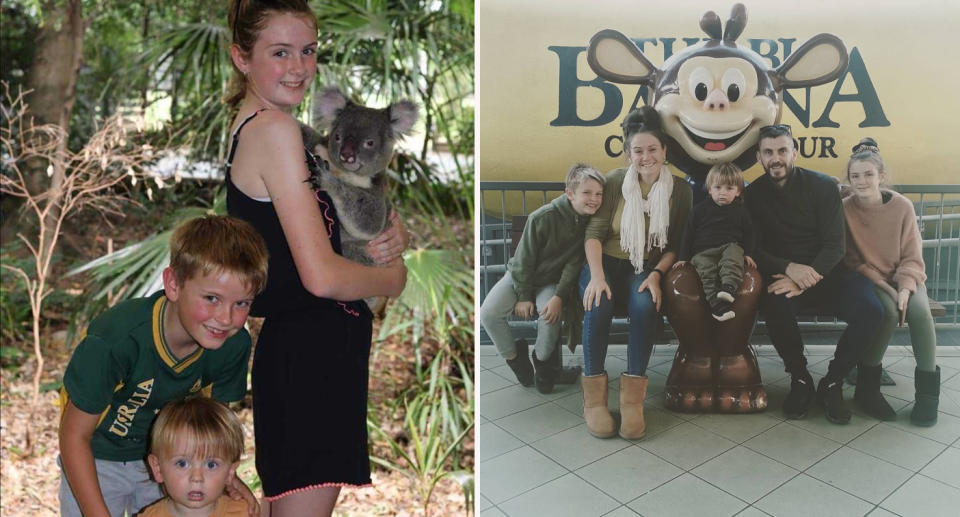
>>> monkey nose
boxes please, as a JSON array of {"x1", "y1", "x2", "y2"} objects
[{"x1": 703, "y1": 89, "x2": 728, "y2": 111}]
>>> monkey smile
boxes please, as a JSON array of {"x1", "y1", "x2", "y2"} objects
[{"x1": 680, "y1": 122, "x2": 751, "y2": 152}]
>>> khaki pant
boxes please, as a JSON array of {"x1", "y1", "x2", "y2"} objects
[{"x1": 690, "y1": 242, "x2": 744, "y2": 301}]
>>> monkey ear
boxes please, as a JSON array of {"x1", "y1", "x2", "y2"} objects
[
  {"x1": 388, "y1": 100, "x2": 418, "y2": 137},
  {"x1": 774, "y1": 33, "x2": 849, "y2": 88},
  {"x1": 315, "y1": 87, "x2": 349, "y2": 128},
  {"x1": 587, "y1": 29, "x2": 658, "y2": 85}
]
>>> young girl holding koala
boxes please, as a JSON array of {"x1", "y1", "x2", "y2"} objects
[
  {"x1": 223, "y1": 1, "x2": 408, "y2": 515},
  {"x1": 843, "y1": 138, "x2": 940, "y2": 426}
]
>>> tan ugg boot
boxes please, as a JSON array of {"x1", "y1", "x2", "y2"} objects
[
  {"x1": 581, "y1": 373, "x2": 616, "y2": 438},
  {"x1": 619, "y1": 374, "x2": 648, "y2": 439}
]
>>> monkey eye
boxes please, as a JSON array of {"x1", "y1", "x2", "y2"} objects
[
  {"x1": 721, "y1": 68, "x2": 746, "y2": 102},
  {"x1": 688, "y1": 67, "x2": 712, "y2": 102},
  {"x1": 363, "y1": 139, "x2": 375, "y2": 148}
]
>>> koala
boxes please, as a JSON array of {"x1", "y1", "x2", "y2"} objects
[{"x1": 301, "y1": 87, "x2": 418, "y2": 314}]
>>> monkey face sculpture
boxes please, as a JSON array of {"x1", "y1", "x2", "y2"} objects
[{"x1": 587, "y1": 3, "x2": 848, "y2": 181}]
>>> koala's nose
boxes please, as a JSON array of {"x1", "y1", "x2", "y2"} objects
[
  {"x1": 703, "y1": 89, "x2": 728, "y2": 111},
  {"x1": 339, "y1": 144, "x2": 356, "y2": 164}
]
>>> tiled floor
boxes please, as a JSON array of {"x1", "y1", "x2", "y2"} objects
[{"x1": 476, "y1": 333, "x2": 960, "y2": 517}]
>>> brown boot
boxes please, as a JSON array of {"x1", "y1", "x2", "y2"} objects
[
  {"x1": 619, "y1": 374, "x2": 648, "y2": 439},
  {"x1": 581, "y1": 373, "x2": 616, "y2": 438}
]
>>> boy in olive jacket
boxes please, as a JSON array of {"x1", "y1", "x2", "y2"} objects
[{"x1": 479, "y1": 164, "x2": 605, "y2": 393}]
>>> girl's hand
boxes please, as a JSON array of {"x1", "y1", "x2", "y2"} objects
[
  {"x1": 878, "y1": 281, "x2": 899, "y2": 303},
  {"x1": 583, "y1": 277, "x2": 612, "y2": 311},
  {"x1": 226, "y1": 475, "x2": 261, "y2": 517},
  {"x1": 672, "y1": 260, "x2": 687, "y2": 270},
  {"x1": 367, "y1": 212, "x2": 408, "y2": 265},
  {"x1": 898, "y1": 288, "x2": 911, "y2": 327},
  {"x1": 745, "y1": 256, "x2": 757, "y2": 270},
  {"x1": 540, "y1": 296, "x2": 563, "y2": 324},
  {"x1": 514, "y1": 301, "x2": 536, "y2": 319},
  {"x1": 638, "y1": 274, "x2": 663, "y2": 311}
]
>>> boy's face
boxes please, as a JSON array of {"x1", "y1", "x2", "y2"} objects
[
  {"x1": 162, "y1": 267, "x2": 255, "y2": 354},
  {"x1": 709, "y1": 183, "x2": 741, "y2": 206},
  {"x1": 148, "y1": 446, "x2": 238, "y2": 513},
  {"x1": 566, "y1": 178, "x2": 604, "y2": 216}
]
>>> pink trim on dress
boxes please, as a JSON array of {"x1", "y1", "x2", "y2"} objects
[
  {"x1": 315, "y1": 193, "x2": 336, "y2": 237},
  {"x1": 264, "y1": 481, "x2": 374, "y2": 502}
]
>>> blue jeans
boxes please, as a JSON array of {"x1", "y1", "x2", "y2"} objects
[{"x1": 579, "y1": 255, "x2": 660, "y2": 376}]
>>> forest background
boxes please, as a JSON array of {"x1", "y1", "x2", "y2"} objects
[{"x1": 0, "y1": 1, "x2": 475, "y2": 516}]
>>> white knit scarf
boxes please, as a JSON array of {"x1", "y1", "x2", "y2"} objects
[{"x1": 620, "y1": 164, "x2": 673, "y2": 272}]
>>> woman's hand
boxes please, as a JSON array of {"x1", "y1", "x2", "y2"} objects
[
  {"x1": 367, "y1": 212, "x2": 408, "y2": 265},
  {"x1": 582, "y1": 276, "x2": 612, "y2": 311},
  {"x1": 226, "y1": 475, "x2": 261, "y2": 517},
  {"x1": 638, "y1": 273, "x2": 663, "y2": 311},
  {"x1": 898, "y1": 288, "x2": 911, "y2": 327}
]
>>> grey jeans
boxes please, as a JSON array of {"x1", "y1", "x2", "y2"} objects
[
  {"x1": 58, "y1": 454, "x2": 163, "y2": 517},
  {"x1": 479, "y1": 271, "x2": 561, "y2": 361}
]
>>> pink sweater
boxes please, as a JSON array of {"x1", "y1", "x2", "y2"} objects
[{"x1": 843, "y1": 190, "x2": 926, "y2": 293}]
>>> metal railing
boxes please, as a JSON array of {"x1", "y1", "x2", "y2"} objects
[{"x1": 479, "y1": 182, "x2": 960, "y2": 341}]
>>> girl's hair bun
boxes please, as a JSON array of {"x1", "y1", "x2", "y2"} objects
[
  {"x1": 621, "y1": 105, "x2": 662, "y2": 133},
  {"x1": 852, "y1": 137, "x2": 879, "y2": 154}
]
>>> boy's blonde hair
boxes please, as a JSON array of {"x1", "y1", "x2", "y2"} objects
[
  {"x1": 566, "y1": 163, "x2": 605, "y2": 191},
  {"x1": 169, "y1": 215, "x2": 269, "y2": 295},
  {"x1": 150, "y1": 397, "x2": 244, "y2": 462},
  {"x1": 705, "y1": 163, "x2": 745, "y2": 191}
]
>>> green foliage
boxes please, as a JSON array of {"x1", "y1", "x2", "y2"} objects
[{"x1": 0, "y1": 2, "x2": 39, "y2": 91}]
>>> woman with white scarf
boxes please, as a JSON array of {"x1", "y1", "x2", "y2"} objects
[{"x1": 578, "y1": 107, "x2": 692, "y2": 439}]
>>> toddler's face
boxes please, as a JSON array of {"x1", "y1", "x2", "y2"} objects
[
  {"x1": 567, "y1": 178, "x2": 604, "y2": 216},
  {"x1": 709, "y1": 183, "x2": 740, "y2": 206},
  {"x1": 148, "y1": 447, "x2": 238, "y2": 513}
]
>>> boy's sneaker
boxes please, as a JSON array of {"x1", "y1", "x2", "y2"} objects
[
  {"x1": 711, "y1": 299, "x2": 735, "y2": 321},
  {"x1": 505, "y1": 339, "x2": 535, "y2": 387},
  {"x1": 716, "y1": 284, "x2": 737, "y2": 303}
]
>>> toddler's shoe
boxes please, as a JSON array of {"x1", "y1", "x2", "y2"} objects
[
  {"x1": 711, "y1": 299, "x2": 735, "y2": 321},
  {"x1": 716, "y1": 284, "x2": 737, "y2": 303}
]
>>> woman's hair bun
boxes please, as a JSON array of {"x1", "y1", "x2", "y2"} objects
[
  {"x1": 851, "y1": 137, "x2": 879, "y2": 154},
  {"x1": 621, "y1": 105, "x2": 662, "y2": 133}
]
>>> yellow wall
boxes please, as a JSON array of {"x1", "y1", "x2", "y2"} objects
[{"x1": 478, "y1": 0, "x2": 960, "y2": 187}]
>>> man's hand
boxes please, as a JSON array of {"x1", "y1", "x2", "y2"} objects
[
  {"x1": 540, "y1": 296, "x2": 563, "y2": 324},
  {"x1": 582, "y1": 276, "x2": 612, "y2": 311},
  {"x1": 638, "y1": 275, "x2": 663, "y2": 311},
  {"x1": 226, "y1": 474, "x2": 261, "y2": 517},
  {"x1": 514, "y1": 301, "x2": 536, "y2": 319},
  {"x1": 785, "y1": 262, "x2": 822, "y2": 290},
  {"x1": 745, "y1": 256, "x2": 757, "y2": 270},
  {"x1": 672, "y1": 260, "x2": 687, "y2": 270},
  {"x1": 768, "y1": 274, "x2": 804, "y2": 298}
]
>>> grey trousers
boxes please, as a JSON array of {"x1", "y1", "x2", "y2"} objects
[
  {"x1": 862, "y1": 283, "x2": 938, "y2": 371},
  {"x1": 479, "y1": 271, "x2": 561, "y2": 360},
  {"x1": 58, "y1": 455, "x2": 163, "y2": 517},
  {"x1": 691, "y1": 242, "x2": 745, "y2": 301}
]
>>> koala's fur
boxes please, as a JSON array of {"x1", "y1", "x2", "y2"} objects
[{"x1": 301, "y1": 87, "x2": 418, "y2": 313}]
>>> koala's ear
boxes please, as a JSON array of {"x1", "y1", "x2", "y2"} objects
[
  {"x1": 388, "y1": 100, "x2": 418, "y2": 137},
  {"x1": 316, "y1": 87, "x2": 349, "y2": 127},
  {"x1": 300, "y1": 123, "x2": 322, "y2": 149},
  {"x1": 774, "y1": 34, "x2": 848, "y2": 89}
]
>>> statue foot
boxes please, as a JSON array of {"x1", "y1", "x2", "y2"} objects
[
  {"x1": 664, "y1": 354, "x2": 715, "y2": 412},
  {"x1": 715, "y1": 354, "x2": 767, "y2": 413}
]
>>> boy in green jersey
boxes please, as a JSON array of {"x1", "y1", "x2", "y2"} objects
[{"x1": 58, "y1": 216, "x2": 269, "y2": 517}]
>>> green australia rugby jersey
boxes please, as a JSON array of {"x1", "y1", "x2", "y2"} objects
[{"x1": 61, "y1": 290, "x2": 251, "y2": 461}]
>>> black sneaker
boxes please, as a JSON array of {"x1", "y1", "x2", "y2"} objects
[
  {"x1": 505, "y1": 339, "x2": 534, "y2": 387},
  {"x1": 717, "y1": 284, "x2": 737, "y2": 303},
  {"x1": 817, "y1": 377, "x2": 852, "y2": 425},
  {"x1": 783, "y1": 371, "x2": 816, "y2": 419},
  {"x1": 711, "y1": 299, "x2": 735, "y2": 321}
]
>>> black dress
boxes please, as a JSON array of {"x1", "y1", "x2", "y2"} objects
[{"x1": 224, "y1": 110, "x2": 374, "y2": 500}]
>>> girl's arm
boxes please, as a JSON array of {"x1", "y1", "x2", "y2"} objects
[
  {"x1": 59, "y1": 401, "x2": 112, "y2": 517},
  {"x1": 245, "y1": 112, "x2": 405, "y2": 300}
]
